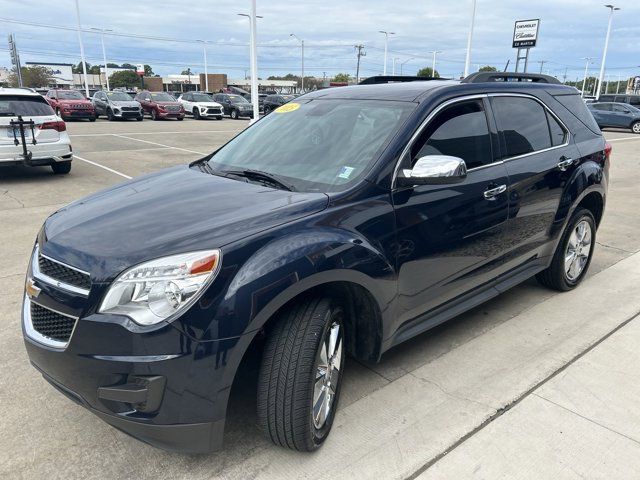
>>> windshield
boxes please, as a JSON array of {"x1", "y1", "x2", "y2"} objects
[
  {"x1": 0, "y1": 96, "x2": 55, "y2": 117},
  {"x1": 208, "y1": 99, "x2": 414, "y2": 192},
  {"x1": 150, "y1": 92, "x2": 176, "y2": 102},
  {"x1": 57, "y1": 91, "x2": 85, "y2": 100},
  {"x1": 229, "y1": 95, "x2": 249, "y2": 104},
  {"x1": 281, "y1": 95, "x2": 297, "y2": 101},
  {"x1": 107, "y1": 92, "x2": 133, "y2": 101},
  {"x1": 192, "y1": 93, "x2": 214, "y2": 102}
]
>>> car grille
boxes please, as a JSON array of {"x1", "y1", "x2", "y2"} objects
[
  {"x1": 165, "y1": 105, "x2": 181, "y2": 112},
  {"x1": 122, "y1": 106, "x2": 139, "y2": 112},
  {"x1": 30, "y1": 302, "x2": 77, "y2": 342},
  {"x1": 71, "y1": 104, "x2": 91, "y2": 109},
  {"x1": 207, "y1": 108, "x2": 222, "y2": 114},
  {"x1": 38, "y1": 254, "x2": 91, "y2": 290}
]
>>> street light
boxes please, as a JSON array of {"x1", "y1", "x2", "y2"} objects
[
  {"x1": 430, "y1": 50, "x2": 442, "y2": 77},
  {"x1": 74, "y1": 0, "x2": 89, "y2": 97},
  {"x1": 595, "y1": 4, "x2": 620, "y2": 100},
  {"x1": 400, "y1": 57, "x2": 414, "y2": 76},
  {"x1": 392, "y1": 57, "x2": 400, "y2": 76},
  {"x1": 238, "y1": 6, "x2": 262, "y2": 124},
  {"x1": 463, "y1": 0, "x2": 477, "y2": 78},
  {"x1": 90, "y1": 28, "x2": 112, "y2": 90},
  {"x1": 197, "y1": 40, "x2": 209, "y2": 92},
  {"x1": 580, "y1": 57, "x2": 595, "y2": 98},
  {"x1": 379, "y1": 30, "x2": 395, "y2": 75},
  {"x1": 290, "y1": 33, "x2": 304, "y2": 92}
]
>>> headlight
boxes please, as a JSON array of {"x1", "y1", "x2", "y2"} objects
[{"x1": 99, "y1": 250, "x2": 220, "y2": 326}]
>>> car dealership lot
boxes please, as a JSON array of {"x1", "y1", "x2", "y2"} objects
[{"x1": 1, "y1": 119, "x2": 639, "y2": 479}]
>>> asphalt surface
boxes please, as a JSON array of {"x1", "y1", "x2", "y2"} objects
[{"x1": 1, "y1": 117, "x2": 639, "y2": 480}]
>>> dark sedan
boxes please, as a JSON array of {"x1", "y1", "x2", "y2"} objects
[{"x1": 588, "y1": 102, "x2": 640, "y2": 134}]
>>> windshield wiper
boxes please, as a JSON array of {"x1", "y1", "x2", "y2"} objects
[{"x1": 222, "y1": 169, "x2": 297, "y2": 192}]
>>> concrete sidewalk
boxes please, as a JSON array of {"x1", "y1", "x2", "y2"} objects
[{"x1": 418, "y1": 308, "x2": 640, "y2": 479}]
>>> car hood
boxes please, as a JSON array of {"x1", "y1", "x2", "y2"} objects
[
  {"x1": 195, "y1": 102, "x2": 223, "y2": 108},
  {"x1": 57, "y1": 99, "x2": 92, "y2": 106},
  {"x1": 40, "y1": 165, "x2": 329, "y2": 281},
  {"x1": 110, "y1": 100, "x2": 140, "y2": 108},
  {"x1": 156, "y1": 102, "x2": 181, "y2": 107}
]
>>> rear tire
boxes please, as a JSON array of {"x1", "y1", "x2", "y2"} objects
[
  {"x1": 536, "y1": 208, "x2": 596, "y2": 291},
  {"x1": 51, "y1": 161, "x2": 72, "y2": 175},
  {"x1": 257, "y1": 297, "x2": 345, "y2": 451},
  {"x1": 631, "y1": 121, "x2": 640, "y2": 134}
]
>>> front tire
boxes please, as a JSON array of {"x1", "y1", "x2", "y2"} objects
[
  {"x1": 230, "y1": 109, "x2": 238, "y2": 120},
  {"x1": 193, "y1": 108, "x2": 200, "y2": 120},
  {"x1": 51, "y1": 161, "x2": 72, "y2": 175},
  {"x1": 536, "y1": 208, "x2": 596, "y2": 291},
  {"x1": 107, "y1": 109, "x2": 115, "y2": 121},
  {"x1": 257, "y1": 297, "x2": 345, "y2": 451},
  {"x1": 151, "y1": 109, "x2": 158, "y2": 121},
  {"x1": 631, "y1": 121, "x2": 640, "y2": 134}
]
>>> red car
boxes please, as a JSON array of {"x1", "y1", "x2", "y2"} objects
[
  {"x1": 134, "y1": 91, "x2": 185, "y2": 120},
  {"x1": 45, "y1": 89, "x2": 96, "y2": 121}
]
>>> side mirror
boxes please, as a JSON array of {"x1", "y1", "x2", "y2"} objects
[{"x1": 397, "y1": 155, "x2": 467, "y2": 186}]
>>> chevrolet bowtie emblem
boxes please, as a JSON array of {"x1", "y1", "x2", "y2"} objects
[{"x1": 25, "y1": 278, "x2": 41, "y2": 299}]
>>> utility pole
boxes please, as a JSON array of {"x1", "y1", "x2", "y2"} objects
[
  {"x1": 290, "y1": 34, "x2": 304, "y2": 92},
  {"x1": 563, "y1": 67, "x2": 568, "y2": 83},
  {"x1": 595, "y1": 4, "x2": 620, "y2": 100},
  {"x1": 91, "y1": 28, "x2": 112, "y2": 90},
  {"x1": 197, "y1": 40, "x2": 209, "y2": 92},
  {"x1": 238, "y1": 9, "x2": 263, "y2": 122},
  {"x1": 354, "y1": 44, "x2": 365, "y2": 83},
  {"x1": 400, "y1": 57, "x2": 413, "y2": 76},
  {"x1": 463, "y1": 0, "x2": 477, "y2": 77},
  {"x1": 392, "y1": 57, "x2": 400, "y2": 76},
  {"x1": 8, "y1": 34, "x2": 23, "y2": 87},
  {"x1": 537, "y1": 60, "x2": 547, "y2": 74}
]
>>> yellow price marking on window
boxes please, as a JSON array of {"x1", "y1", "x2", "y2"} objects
[{"x1": 275, "y1": 103, "x2": 300, "y2": 113}]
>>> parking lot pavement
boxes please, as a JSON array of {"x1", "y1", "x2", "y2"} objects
[{"x1": 0, "y1": 122, "x2": 639, "y2": 479}]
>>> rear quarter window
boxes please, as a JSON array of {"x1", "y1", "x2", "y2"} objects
[
  {"x1": 552, "y1": 93, "x2": 601, "y2": 134},
  {"x1": 0, "y1": 95, "x2": 55, "y2": 117}
]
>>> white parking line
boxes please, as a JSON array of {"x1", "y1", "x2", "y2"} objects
[
  {"x1": 73, "y1": 154, "x2": 132, "y2": 179},
  {"x1": 607, "y1": 136, "x2": 640, "y2": 142},
  {"x1": 112, "y1": 134, "x2": 206, "y2": 155},
  {"x1": 69, "y1": 129, "x2": 244, "y2": 137}
]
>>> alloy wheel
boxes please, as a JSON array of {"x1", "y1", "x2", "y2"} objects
[
  {"x1": 564, "y1": 220, "x2": 592, "y2": 281},
  {"x1": 312, "y1": 321, "x2": 342, "y2": 430}
]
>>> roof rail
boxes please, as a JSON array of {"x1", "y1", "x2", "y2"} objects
[
  {"x1": 462, "y1": 72, "x2": 561, "y2": 85},
  {"x1": 358, "y1": 75, "x2": 448, "y2": 85},
  {"x1": 0, "y1": 86, "x2": 37, "y2": 93}
]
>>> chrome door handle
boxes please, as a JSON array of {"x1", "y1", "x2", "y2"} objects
[
  {"x1": 557, "y1": 157, "x2": 574, "y2": 171},
  {"x1": 483, "y1": 184, "x2": 507, "y2": 200}
]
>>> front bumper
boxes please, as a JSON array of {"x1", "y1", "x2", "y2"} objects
[
  {"x1": 61, "y1": 109, "x2": 95, "y2": 119},
  {"x1": 22, "y1": 279, "x2": 246, "y2": 453},
  {"x1": 157, "y1": 110, "x2": 185, "y2": 119},
  {"x1": 113, "y1": 109, "x2": 143, "y2": 119}
]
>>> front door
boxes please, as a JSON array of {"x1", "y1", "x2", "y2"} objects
[{"x1": 392, "y1": 97, "x2": 510, "y2": 336}]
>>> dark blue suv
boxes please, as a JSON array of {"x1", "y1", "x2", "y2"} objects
[
  {"x1": 22, "y1": 72, "x2": 610, "y2": 453},
  {"x1": 588, "y1": 101, "x2": 640, "y2": 134}
]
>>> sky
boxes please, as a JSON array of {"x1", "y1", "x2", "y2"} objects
[{"x1": 1, "y1": 0, "x2": 639, "y2": 82}]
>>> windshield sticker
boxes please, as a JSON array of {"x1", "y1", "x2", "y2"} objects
[
  {"x1": 275, "y1": 102, "x2": 300, "y2": 113},
  {"x1": 338, "y1": 166, "x2": 355, "y2": 179}
]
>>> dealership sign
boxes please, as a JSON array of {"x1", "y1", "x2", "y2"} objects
[
  {"x1": 136, "y1": 64, "x2": 145, "y2": 76},
  {"x1": 513, "y1": 19, "x2": 540, "y2": 48}
]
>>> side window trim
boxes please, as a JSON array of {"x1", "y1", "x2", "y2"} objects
[
  {"x1": 392, "y1": 94, "x2": 500, "y2": 188},
  {"x1": 487, "y1": 93, "x2": 570, "y2": 162}
]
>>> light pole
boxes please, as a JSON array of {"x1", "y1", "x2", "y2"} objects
[
  {"x1": 290, "y1": 34, "x2": 304, "y2": 92},
  {"x1": 392, "y1": 57, "x2": 400, "y2": 76},
  {"x1": 580, "y1": 57, "x2": 594, "y2": 98},
  {"x1": 463, "y1": 0, "x2": 477, "y2": 78},
  {"x1": 430, "y1": 50, "x2": 442, "y2": 77},
  {"x1": 400, "y1": 57, "x2": 414, "y2": 76},
  {"x1": 595, "y1": 4, "x2": 620, "y2": 100},
  {"x1": 379, "y1": 30, "x2": 395, "y2": 75},
  {"x1": 197, "y1": 40, "x2": 209, "y2": 92},
  {"x1": 238, "y1": 5, "x2": 261, "y2": 123},
  {"x1": 74, "y1": 0, "x2": 89, "y2": 97},
  {"x1": 90, "y1": 28, "x2": 112, "y2": 90}
]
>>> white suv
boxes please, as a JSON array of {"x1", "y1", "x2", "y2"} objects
[
  {"x1": 0, "y1": 87, "x2": 73, "y2": 174},
  {"x1": 177, "y1": 92, "x2": 224, "y2": 120}
]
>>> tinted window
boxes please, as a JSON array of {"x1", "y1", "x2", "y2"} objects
[
  {"x1": 57, "y1": 91, "x2": 85, "y2": 100},
  {"x1": 547, "y1": 112, "x2": 566, "y2": 147},
  {"x1": 107, "y1": 92, "x2": 132, "y2": 101},
  {"x1": 612, "y1": 104, "x2": 631, "y2": 113},
  {"x1": 412, "y1": 99, "x2": 493, "y2": 170},
  {"x1": 552, "y1": 94, "x2": 601, "y2": 134},
  {"x1": 492, "y1": 97, "x2": 551, "y2": 157},
  {"x1": 0, "y1": 95, "x2": 55, "y2": 116},
  {"x1": 591, "y1": 103, "x2": 611, "y2": 111},
  {"x1": 150, "y1": 92, "x2": 176, "y2": 101},
  {"x1": 192, "y1": 93, "x2": 214, "y2": 102}
]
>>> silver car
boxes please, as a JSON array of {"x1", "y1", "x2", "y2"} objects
[
  {"x1": 92, "y1": 91, "x2": 143, "y2": 121},
  {"x1": 0, "y1": 87, "x2": 73, "y2": 174}
]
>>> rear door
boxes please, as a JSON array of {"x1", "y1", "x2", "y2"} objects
[
  {"x1": 490, "y1": 94, "x2": 578, "y2": 262},
  {"x1": 392, "y1": 96, "x2": 511, "y2": 332}
]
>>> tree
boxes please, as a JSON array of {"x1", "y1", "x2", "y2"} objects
[
  {"x1": 144, "y1": 64, "x2": 154, "y2": 76},
  {"x1": 106, "y1": 62, "x2": 120, "y2": 68},
  {"x1": 416, "y1": 67, "x2": 440, "y2": 78},
  {"x1": 9, "y1": 66, "x2": 52, "y2": 88},
  {"x1": 333, "y1": 73, "x2": 351, "y2": 83},
  {"x1": 72, "y1": 61, "x2": 91, "y2": 74},
  {"x1": 109, "y1": 70, "x2": 141, "y2": 88},
  {"x1": 88, "y1": 65, "x2": 102, "y2": 74},
  {"x1": 121, "y1": 63, "x2": 136, "y2": 70},
  {"x1": 181, "y1": 68, "x2": 192, "y2": 76},
  {"x1": 479, "y1": 65, "x2": 497, "y2": 72}
]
